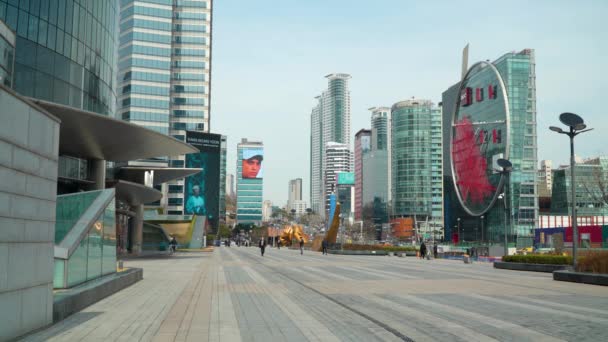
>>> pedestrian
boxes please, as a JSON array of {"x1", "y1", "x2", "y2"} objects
[
  {"x1": 433, "y1": 244, "x2": 438, "y2": 259},
  {"x1": 419, "y1": 241, "x2": 427, "y2": 259},
  {"x1": 299, "y1": 237, "x2": 304, "y2": 255},
  {"x1": 169, "y1": 236, "x2": 177, "y2": 254},
  {"x1": 259, "y1": 237, "x2": 266, "y2": 256},
  {"x1": 322, "y1": 239, "x2": 328, "y2": 255},
  {"x1": 277, "y1": 240, "x2": 281, "y2": 250}
]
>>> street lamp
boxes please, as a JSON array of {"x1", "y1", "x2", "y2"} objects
[
  {"x1": 497, "y1": 158, "x2": 513, "y2": 257},
  {"x1": 480, "y1": 215, "x2": 485, "y2": 245},
  {"x1": 457, "y1": 218, "x2": 461, "y2": 246},
  {"x1": 550, "y1": 112, "x2": 593, "y2": 270}
]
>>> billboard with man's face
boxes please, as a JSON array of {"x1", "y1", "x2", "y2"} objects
[
  {"x1": 184, "y1": 131, "x2": 222, "y2": 231},
  {"x1": 241, "y1": 148, "x2": 264, "y2": 179}
]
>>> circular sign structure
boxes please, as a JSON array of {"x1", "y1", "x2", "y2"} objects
[{"x1": 450, "y1": 61, "x2": 510, "y2": 216}]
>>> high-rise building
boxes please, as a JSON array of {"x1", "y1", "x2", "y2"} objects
[
  {"x1": 443, "y1": 49, "x2": 538, "y2": 245},
  {"x1": 262, "y1": 200, "x2": 272, "y2": 222},
  {"x1": 551, "y1": 156, "x2": 608, "y2": 216},
  {"x1": 219, "y1": 135, "x2": 227, "y2": 221},
  {"x1": 0, "y1": 20, "x2": 14, "y2": 88},
  {"x1": 288, "y1": 178, "x2": 302, "y2": 209},
  {"x1": 538, "y1": 160, "x2": 553, "y2": 198},
  {"x1": 118, "y1": 0, "x2": 213, "y2": 214},
  {"x1": 226, "y1": 173, "x2": 235, "y2": 197},
  {"x1": 354, "y1": 129, "x2": 371, "y2": 220},
  {"x1": 310, "y1": 73, "x2": 351, "y2": 217},
  {"x1": 237, "y1": 139, "x2": 264, "y2": 225},
  {"x1": 391, "y1": 99, "x2": 443, "y2": 239},
  {"x1": 324, "y1": 142, "x2": 353, "y2": 214},
  {"x1": 370, "y1": 107, "x2": 390, "y2": 151}
]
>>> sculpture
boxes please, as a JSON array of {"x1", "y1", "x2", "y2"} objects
[{"x1": 279, "y1": 224, "x2": 309, "y2": 246}]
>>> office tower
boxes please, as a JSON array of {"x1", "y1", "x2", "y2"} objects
[
  {"x1": 538, "y1": 160, "x2": 553, "y2": 198},
  {"x1": 237, "y1": 139, "x2": 264, "y2": 225},
  {"x1": 118, "y1": 0, "x2": 213, "y2": 214},
  {"x1": 354, "y1": 129, "x2": 371, "y2": 220},
  {"x1": 310, "y1": 73, "x2": 351, "y2": 217},
  {"x1": 324, "y1": 142, "x2": 353, "y2": 214},
  {"x1": 551, "y1": 156, "x2": 608, "y2": 216},
  {"x1": 288, "y1": 178, "x2": 302, "y2": 209},
  {"x1": 226, "y1": 173, "x2": 235, "y2": 197},
  {"x1": 262, "y1": 200, "x2": 272, "y2": 222},
  {"x1": 443, "y1": 49, "x2": 538, "y2": 245},
  {"x1": 219, "y1": 135, "x2": 227, "y2": 221},
  {"x1": 391, "y1": 99, "x2": 443, "y2": 238}
]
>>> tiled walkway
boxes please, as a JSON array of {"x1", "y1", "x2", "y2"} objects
[{"x1": 22, "y1": 247, "x2": 608, "y2": 341}]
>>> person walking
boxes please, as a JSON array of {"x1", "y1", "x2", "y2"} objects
[
  {"x1": 277, "y1": 240, "x2": 281, "y2": 250},
  {"x1": 419, "y1": 242, "x2": 427, "y2": 260},
  {"x1": 259, "y1": 237, "x2": 266, "y2": 256},
  {"x1": 322, "y1": 239, "x2": 328, "y2": 255},
  {"x1": 433, "y1": 243, "x2": 438, "y2": 259},
  {"x1": 169, "y1": 236, "x2": 177, "y2": 254},
  {"x1": 299, "y1": 237, "x2": 304, "y2": 255}
]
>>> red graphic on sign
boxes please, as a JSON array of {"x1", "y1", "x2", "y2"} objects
[{"x1": 452, "y1": 117, "x2": 496, "y2": 205}]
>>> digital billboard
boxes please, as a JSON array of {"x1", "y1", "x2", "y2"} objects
[
  {"x1": 337, "y1": 172, "x2": 355, "y2": 185},
  {"x1": 450, "y1": 61, "x2": 510, "y2": 216},
  {"x1": 184, "y1": 131, "x2": 222, "y2": 231},
  {"x1": 241, "y1": 148, "x2": 264, "y2": 179}
]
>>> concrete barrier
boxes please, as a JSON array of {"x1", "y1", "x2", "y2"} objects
[
  {"x1": 553, "y1": 270, "x2": 608, "y2": 286},
  {"x1": 53, "y1": 268, "x2": 143, "y2": 322},
  {"x1": 494, "y1": 262, "x2": 568, "y2": 273}
]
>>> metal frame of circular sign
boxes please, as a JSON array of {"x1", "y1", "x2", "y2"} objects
[{"x1": 450, "y1": 61, "x2": 511, "y2": 217}]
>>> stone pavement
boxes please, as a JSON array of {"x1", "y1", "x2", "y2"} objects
[{"x1": 21, "y1": 247, "x2": 608, "y2": 341}]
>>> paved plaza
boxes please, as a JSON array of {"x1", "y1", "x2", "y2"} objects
[{"x1": 22, "y1": 247, "x2": 608, "y2": 341}]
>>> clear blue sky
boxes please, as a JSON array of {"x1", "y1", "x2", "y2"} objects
[{"x1": 211, "y1": 0, "x2": 608, "y2": 206}]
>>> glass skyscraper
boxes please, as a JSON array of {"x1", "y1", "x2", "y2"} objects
[
  {"x1": 118, "y1": 0, "x2": 212, "y2": 214},
  {"x1": 391, "y1": 99, "x2": 443, "y2": 237},
  {"x1": 443, "y1": 49, "x2": 538, "y2": 245},
  {"x1": 2, "y1": 0, "x2": 119, "y2": 116}
]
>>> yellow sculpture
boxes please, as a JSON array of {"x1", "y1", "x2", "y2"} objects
[
  {"x1": 312, "y1": 203, "x2": 341, "y2": 252},
  {"x1": 279, "y1": 224, "x2": 309, "y2": 246}
]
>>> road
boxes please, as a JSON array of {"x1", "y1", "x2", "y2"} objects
[{"x1": 22, "y1": 246, "x2": 608, "y2": 341}]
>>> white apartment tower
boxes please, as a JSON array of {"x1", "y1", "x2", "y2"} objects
[
  {"x1": 324, "y1": 142, "x2": 353, "y2": 214},
  {"x1": 310, "y1": 73, "x2": 352, "y2": 217}
]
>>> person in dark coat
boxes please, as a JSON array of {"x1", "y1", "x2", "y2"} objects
[
  {"x1": 169, "y1": 236, "x2": 177, "y2": 253},
  {"x1": 259, "y1": 237, "x2": 266, "y2": 256},
  {"x1": 322, "y1": 239, "x2": 328, "y2": 255},
  {"x1": 419, "y1": 242, "x2": 427, "y2": 259},
  {"x1": 299, "y1": 238, "x2": 304, "y2": 255},
  {"x1": 433, "y1": 244, "x2": 438, "y2": 259}
]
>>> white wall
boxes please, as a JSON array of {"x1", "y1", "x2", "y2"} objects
[{"x1": 0, "y1": 87, "x2": 59, "y2": 340}]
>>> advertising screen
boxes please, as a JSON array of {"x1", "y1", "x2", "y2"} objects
[
  {"x1": 337, "y1": 172, "x2": 355, "y2": 185},
  {"x1": 241, "y1": 148, "x2": 264, "y2": 179},
  {"x1": 450, "y1": 61, "x2": 509, "y2": 216},
  {"x1": 184, "y1": 131, "x2": 222, "y2": 231}
]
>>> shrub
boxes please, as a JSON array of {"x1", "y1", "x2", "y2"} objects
[
  {"x1": 503, "y1": 254, "x2": 572, "y2": 265},
  {"x1": 341, "y1": 244, "x2": 418, "y2": 252},
  {"x1": 577, "y1": 251, "x2": 608, "y2": 274}
]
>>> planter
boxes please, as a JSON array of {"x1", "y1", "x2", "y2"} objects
[
  {"x1": 494, "y1": 261, "x2": 569, "y2": 273},
  {"x1": 327, "y1": 250, "x2": 388, "y2": 256},
  {"x1": 553, "y1": 270, "x2": 608, "y2": 286}
]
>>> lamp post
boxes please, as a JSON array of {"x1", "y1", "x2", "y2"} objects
[
  {"x1": 550, "y1": 112, "x2": 593, "y2": 270},
  {"x1": 480, "y1": 215, "x2": 484, "y2": 245},
  {"x1": 457, "y1": 218, "x2": 461, "y2": 246},
  {"x1": 497, "y1": 158, "x2": 512, "y2": 257}
]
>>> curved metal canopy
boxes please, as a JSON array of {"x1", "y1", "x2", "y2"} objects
[
  {"x1": 109, "y1": 180, "x2": 162, "y2": 206},
  {"x1": 30, "y1": 99, "x2": 198, "y2": 162},
  {"x1": 115, "y1": 167, "x2": 202, "y2": 185}
]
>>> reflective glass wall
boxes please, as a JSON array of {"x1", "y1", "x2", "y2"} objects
[{"x1": 0, "y1": 0, "x2": 119, "y2": 116}]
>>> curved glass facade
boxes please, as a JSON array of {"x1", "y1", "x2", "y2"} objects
[
  {"x1": 391, "y1": 100, "x2": 443, "y2": 226},
  {"x1": 0, "y1": 0, "x2": 119, "y2": 116}
]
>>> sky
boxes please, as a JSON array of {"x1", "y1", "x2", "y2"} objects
[{"x1": 211, "y1": 0, "x2": 608, "y2": 207}]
